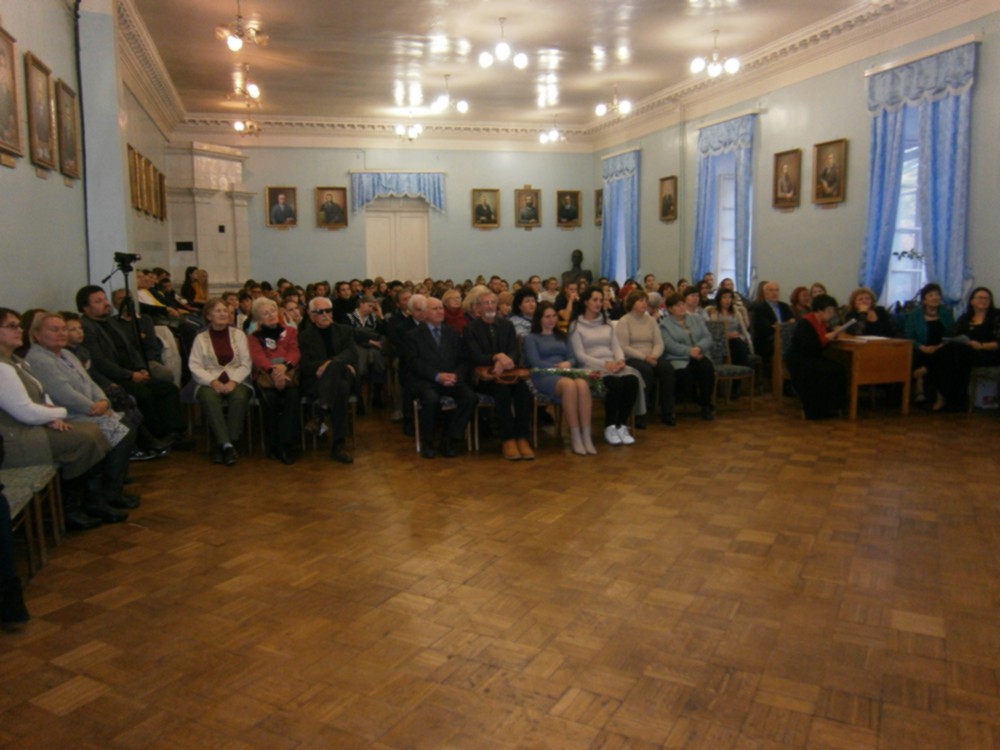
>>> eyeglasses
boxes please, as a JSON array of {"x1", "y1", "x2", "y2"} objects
[
  {"x1": 312, "y1": 308, "x2": 334, "y2": 315},
  {"x1": 0, "y1": 323, "x2": 23, "y2": 330}
]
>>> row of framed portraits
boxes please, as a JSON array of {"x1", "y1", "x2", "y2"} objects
[
  {"x1": 265, "y1": 186, "x2": 349, "y2": 229},
  {"x1": 773, "y1": 138, "x2": 848, "y2": 209},
  {"x1": 127, "y1": 145, "x2": 166, "y2": 221},
  {"x1": 474, "y1": 188, "x2": 603, "y2": 229},
  {"x1": 0, "y1": 24, "x2": 80, "y2": 177}
]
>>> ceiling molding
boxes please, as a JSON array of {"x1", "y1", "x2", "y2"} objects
[
  {"x1": 116, "y1": 0, "x2": 186, "y2": 135},
  {"x1": 143, "y1": 0, "x2": 984, "y2": 150}
]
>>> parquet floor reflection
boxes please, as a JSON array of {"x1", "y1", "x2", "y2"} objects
[{"x1": 3, "y1": 401, "x2": 1000, "y2": 749}]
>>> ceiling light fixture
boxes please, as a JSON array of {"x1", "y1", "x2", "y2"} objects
[
  {"x1": 690, "y1": 29, "x2": 740, "y2": 78},
  {"x1": 539, "y1": 120, "x2": 565, "y2": 145},
  {"x1": 595, "y1": 84, "x2": 632, "y2": 118},
  {"x1": 430, "y1": 75, "x2": 469, "y2": 114},
  {"x1": 478, "y1": 18, "x2": 529, "y2": 70},
  {"x1": 231, "y1": 64, "x2": 262, "y2": 136},
  {"x1": 215, "y1": 0, "x2": 269, "y2": 53},
  {"x1": 233, "y1": 101, "x2": 261, "y2": 136},
  {"x1": 395, "y1": 115, "x2": 424, "y2": 141}
]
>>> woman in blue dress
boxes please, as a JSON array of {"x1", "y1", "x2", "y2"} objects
[{"x1": 523, "y1": 302, "x2": 595, "y2": 456}]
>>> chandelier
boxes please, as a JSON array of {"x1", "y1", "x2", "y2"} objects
[
  {"x1": 233, "y1": 104, "x2": 261, "y2": 136},
  {"x1": 215, "y1": 0, "x2": 269, "y2": 52},
  {"x1": 395, "y1": 121, "x2": 424, "y2": 141},
  {"x1": 595, "y1": 84, "x2": 632, "y2": 118},
  {"x1": 430, "y1": 75, "x2": 469, "y2": 115},
  {"x1": 231, "y1": 65, "x2": 262, "y2": 136},
  {"x1": 690, "y1": 30, "x2": 740, "y2": 78},
  {"x1": 479, "y1": 18, "x2": 529, "y2": 70}
]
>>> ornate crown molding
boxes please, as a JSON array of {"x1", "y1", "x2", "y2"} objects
[{"x1": 116, "y1": 0, "x2": 185, "y2": 134}]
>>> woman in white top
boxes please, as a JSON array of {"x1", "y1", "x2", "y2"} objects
[
  {"x1": 568, "y1": 287, "x2": 641, "y2": 445},
  {"x1": 616, "y1": 289, "x2": 678, "y2": 427},
  {"x1": 189, "y1": 298, "x2": 254, "y2": 466}
]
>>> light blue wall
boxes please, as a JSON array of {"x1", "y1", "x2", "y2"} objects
[
  {"x1": 240, "y1": 145, "x2": 599, "y2": 285},
  {"x1": 0, "y1": 0, "x2": 87, "y2": 310}
]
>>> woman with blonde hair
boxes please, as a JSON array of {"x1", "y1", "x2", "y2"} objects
[{"x1": 248, "y1": 297, "x2": 300, "y2": 464}]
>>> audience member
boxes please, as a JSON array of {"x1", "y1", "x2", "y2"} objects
[
  {"x1": 660, "y1": 293, "x2": 717, "y2": 421},
  {"x1": 786, "y1": 294, "x2": 849, "y2": 419},
  {"x1": 248, "y1": 297, "x2": 301, "y2": 464},
  {"x1": 616, "y1": 289, "x2": 675, "y2": 428}
]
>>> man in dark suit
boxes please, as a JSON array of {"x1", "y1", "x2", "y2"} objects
[
  {"x1": 750, "y1": 280, "x2": 794, "y2": 375},
  {"x1": 463, "y1": 290, "x2": 534, "y2": 460},
  {"x1": 404, "y1": 297, "x2": 475, "y2": 459},
  {"x1": 299, "y1": 297, "x2": 358, "y2": 464},
  {"x1": 386, "y1": 291, "x2": 424, "y2": 436},
  {"x1": 76, "y1": 285, "x2": 188, "y2": 442}
]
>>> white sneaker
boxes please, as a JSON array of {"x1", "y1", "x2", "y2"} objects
[
  {"x1": 617, "y1": 426, "x2": 635, "y2": 445},
  {"x1": 604, "y1": 425, "x2": 622, "y2": 445}
]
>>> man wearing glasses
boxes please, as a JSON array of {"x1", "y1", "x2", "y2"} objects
[{"x1": 298, "y1": 298, "x2": 358, "y2": 464}]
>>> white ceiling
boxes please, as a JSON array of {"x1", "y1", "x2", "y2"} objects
[{"x1": 132, "y1": 0, "x2": 865, "y2": 133}]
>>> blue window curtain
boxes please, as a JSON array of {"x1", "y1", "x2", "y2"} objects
[
  {"x1": 600, "y1": 150, "x2": 640, "y2": 283},
  {"x1": 350, "y1": 172, "x2": 447, "y2": 213},
  {"x1": 692, "y1": 114, "x2": 755, "y2": 296},
  {"x1": 860, "y1": 42, "x2": 977, "y2": 304}
]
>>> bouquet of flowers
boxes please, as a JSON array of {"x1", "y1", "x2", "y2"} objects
[{"x1": 530, "y1": 368, "x2": 606, "y2": 395}]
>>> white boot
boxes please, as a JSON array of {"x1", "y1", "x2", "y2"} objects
[
  {"x1": 569, "y1": 427, "x2": 587, "y2": 456},
  {"x1": 581, "y1": 426, "x2": 598, "y2": 454}
]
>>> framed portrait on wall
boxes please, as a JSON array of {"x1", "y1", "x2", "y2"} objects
[
  {"x1": 55, "y1": 79, "x2": 80, "y2": 178},
  {"x1": 24, "y1": 51, "x2": 56, "y2": 170},
  {"x1": 813, "y1": 138, "x2": 847, "y2": 205},
  {"x1": 127, "y1": 145, "x2": 138, "y2": 209},
  {"x1": 0, "y1": 25, "x2": 22, "y2": 158},
  {"x1": 514, "y1": 188, "x2": 540, "y2": 228},
  {"x1": 556, "y1": 190, "x2": 581, "y2": 228},
  {"x1": 158, "y1": 172, "x2": 167, "y2": 221},
  {"x1": 659, "y1": 176, "x2": 677, "y2": 222},
  {"x1": 267, "y1": 186, "x2": 298, "y2": 227},
  {"x1": 316, "y1": 186, "x2": 348, "y2": 228},
  {"x1": 773, "y1": 148, "x2": 801, "y2": 209},
  {"x1": 471, "y1": 188, "x2": 499, "y2": 228},
  {"x1": 595, "y1": 189, "x2": 603, "y2": 226}
]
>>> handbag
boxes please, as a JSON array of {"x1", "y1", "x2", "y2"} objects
[{"x1": 475, "y1": 366, "x2": 532, "y2": 385}]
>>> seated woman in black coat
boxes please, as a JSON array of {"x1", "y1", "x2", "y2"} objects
[
  {"x1": 786, "y1": 294, "x2": 849, "y2": 420},
  {"x1": 929, "y1": 286, "x2": 1000, "y2": 411},
  {"x1": 843, "y1": 287, "x2": 898, "y2": 337}
]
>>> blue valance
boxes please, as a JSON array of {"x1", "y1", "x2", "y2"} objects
[
  {"x1": 697, "y1": 115, "x2": 755, "y2": 157},
  {"x1": 350, "y1": 172, "x2": 447, "y2": 213},
  {"x1": 601, "y1": 150, "x2": 639, "y2": 181},
  {"x1": 867, "y1": 42, "x2": 977, "y2": 115}
]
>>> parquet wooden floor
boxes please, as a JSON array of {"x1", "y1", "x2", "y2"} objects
[{"x1": 3, "y1": 399, "x2": 1000, "y2": 749}]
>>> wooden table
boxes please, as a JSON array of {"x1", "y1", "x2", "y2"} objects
[{"x1": 826, "y1": 336, "x2": 913, "y2": 419}]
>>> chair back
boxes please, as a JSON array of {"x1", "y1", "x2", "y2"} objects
[
  {"x1": 704, "y1": 320, "x2": 730, "y2": 365},
  {"x1": 772, "y1": 320, "x2": 797, "y2": 401}
]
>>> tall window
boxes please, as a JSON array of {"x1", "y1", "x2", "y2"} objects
[
  {"x1": 881, "y1": 109, "x2": 926, "y2": 307},
  {"x1": 714, "y1": 172, "x2": 737, "y2": 284}
]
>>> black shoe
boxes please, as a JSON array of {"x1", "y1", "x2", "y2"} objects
[
  {"x1": 212, "y1": 446, "x2": 224, "y2": 464},
  {"x1": 222, "y1": 446, "x2": 238, "y2": 466},
  {"x1": 440, "y1": 440, "x2": 458, "y2": 458},
  {"x1": 65, "y1": 509, "x2": 102, "y2": 531},
  {"x1": 420, "y1": 446, "x2": 437, "y2": 459},
  {"x1": 700, "y1": 405, "x2": 716, "y2": 421},
  {"x1": 331, "y1": 442, "x2": 354, "y2": 464},
  {"x1": 84, "y1": 503, "x2": 128, "y2": 523},
  {"x1": 1, "y1": 577, "x2": 30, "y2": 631},
  {"x1": 129, "y1": 449, "x2": 158, "y2": 462},
  {"x1": 109, "y1": 493, "x2": 141, "y2": 510},
  {"x1": 634, "y1": 416, "x2": 647, "y2": 430},
  {"x1": 661, "y1": 413, "x2": 677, "y2": 426}
]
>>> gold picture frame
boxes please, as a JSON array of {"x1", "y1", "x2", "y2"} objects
[
  {"x1": 556, "y1": 190, "x2": 581, "y2": 228},
  {"x1": 659, "y1": 176, "x2": 677, "y2": 222},
  {"x1": 813, "y1": 138, "x2": 847, "y2": 205},
  {"x1": 472, "y1": 188, "x2": 500, "y2": 228},
  {"x1": 514, "y1": 188, "x2": 540, "y2": 228},
  {"x1": 316, "y1": 186, "x2": 348, "y2": 229},
  {"x1": 0, "y1": 25, "x2": 22, "y2": 158},
  {"x1": 24, "y1": 51, "x2": 55, "y2": 170},
  {"x1": 55, "y1": 79, "x2": 80, "y2": 178},
  {"x1": 773, "y1": 148, "x2": 801, "y2": 209},
  {"x1": 267, "y1": 186, "x2": 298, "y2": 227}
]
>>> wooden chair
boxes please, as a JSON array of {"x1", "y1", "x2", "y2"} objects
[
  {"x1": 705, "y1": 320, "x2": 755, "y2": 410},
  {"x1": 772, "y1": 321, "x2": 797, "y2": 406},
  {"x1": 1, "y1": 466, "x2": 51, "y2": 576},
  {"x1": 412, "y1": 397, "x2": 471, "y2": 454}
]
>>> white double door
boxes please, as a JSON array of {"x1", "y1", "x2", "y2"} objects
[{"x1": 364, "y1": 197, "x2": 429, "y2": 281}]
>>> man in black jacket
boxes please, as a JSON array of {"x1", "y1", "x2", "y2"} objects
[
  {"x1": 463, "y1": 291, "x2": 533, "y2": 460},
  {"x1": 403, "y1": 297, "x2": 475, "y2": 459},
  {"x1": 749, "y1": 280, "x2": 794, "y2": 376},
  {"x1": 299, "y1": 297, "x2": 358, "y2": 464},
  {"x1": 76, "y1": 285, "x2": 187, "y2": 443}
]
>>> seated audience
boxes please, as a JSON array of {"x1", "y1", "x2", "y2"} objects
[
  {"x1": 510, "y1": 287, "x2": 537, "y2": 338},
  {"x1": 709, "y1": 288, "x2": 754, "y2": 366},
  {"x1": 750, "y1": 280, "x2": 794, "y2": 374},
  {"x1": 786, "y1": 294, "x2": 849, "y2": 419},
  {"x1": 76, "y1": 285, "x2": 189, "y2": 446},
  {"x1": 789, "y1": 286, "x2": 812, "y2": 320},
  {"x1": 844, "y1": 287, "x2": 898, "y2": 337},
  {"x1": 0, "y1": 307, "x2": 115, "y2": 530},
  {"x1": 569, "y1": 286, "x2": 641, "y2": 445},
  {"x1": 404, "y1": 297, "x2": 476, "y2": 459},
  {"x1": 386, "y1": 292, "x2": 424, "y2": 436},
  {"x1": 111, "y1": 289, "x2": 176, "y2": 383},
  {"x1": 616, "y1": 289, "x2": 675, "y2": 428},
  {"x1": 660, "y1": 293, "x2": 717, "y2": 421},
  {"x1": 188, "y1": 298, "x2": 254, "y2": 466},
  {"x1": 903, "y1": 282, "x2": 956, "y2": 407},
  {"x1": 464, "y1": 291, "x2": 534, "y2": 461},
  {"x1": 523, "y1": 302, "x2": 596, "y2": 455},
  {"x1": 25, "y1": 312, "x2": 139, "y2": 514},
  {"x1": 299, "y1": 297, "x2": 357, "y2": 464},
  {"x1": 441, "y1": 289, "x2": 468, "y2": 335},
  {"x1": 248, "y1": 298, "x2": 301, "y2": 464}
]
